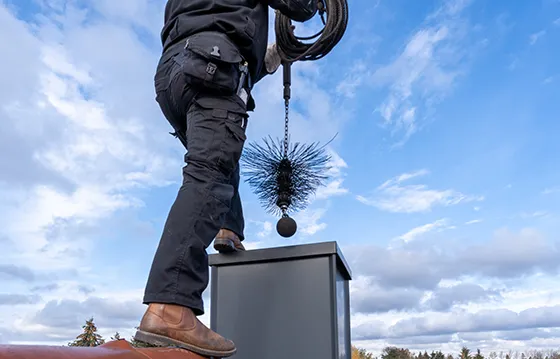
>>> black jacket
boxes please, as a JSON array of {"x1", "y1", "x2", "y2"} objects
[{"x1": 157, "y1": 0, "x2": 315, "y2": 86}]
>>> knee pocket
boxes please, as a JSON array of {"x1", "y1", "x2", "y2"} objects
[{"x1": 186, "y1": 96, "x2": 248, "y2": 175}]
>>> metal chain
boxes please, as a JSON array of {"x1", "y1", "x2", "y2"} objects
[{"x1": 283, "y1": 98, "x2": 289, "y2": 157}]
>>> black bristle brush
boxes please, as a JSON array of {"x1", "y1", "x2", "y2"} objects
[{"x1": 240, "y1": 62, "x2": 333, "y2": 237}]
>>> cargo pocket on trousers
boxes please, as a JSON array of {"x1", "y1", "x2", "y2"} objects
[
  {"x1": 192, "y1": 96, "x2": 248, "y2": 174},
  {"x1": 185, "y1": 101, "x2": 218, "y2": 164},
  {"x1": 174, "y1": 32, "x2": 244, "y2": 96}
]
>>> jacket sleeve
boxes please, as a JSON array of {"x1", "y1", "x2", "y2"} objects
[
  {"x1": 253, "y1": 64, "x2": 272, "y2": 85},
  {"x1": 261, "y1": 0, "x2": 317, "y2": 22}
]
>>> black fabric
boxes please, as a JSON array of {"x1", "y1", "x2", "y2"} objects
[
  {"x1": 144, "y1": 44, "x2": 248, "y2": 315},
  {"x1": 261, "y1": 0, "x2": 317, "y2": 22},
  {"x1": 176, "y1": 31, "x2": 245, "y2": 95},
  {"x1": 157, "y1": 0, "x2": 316, "y2": 89}
]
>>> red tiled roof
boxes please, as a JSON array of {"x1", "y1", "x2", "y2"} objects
[{"x1": 0, "y1": 339, "x2": 208, "y2": 359}]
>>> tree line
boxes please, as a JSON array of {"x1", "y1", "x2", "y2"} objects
[
  {"x1": 352, "y1": 346, "x2": 560, "y2": 359},
  {"x1": 67, "y1": 318, "x2": 560, "y2": 359}
]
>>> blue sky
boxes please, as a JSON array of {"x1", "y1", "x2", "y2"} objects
[{"x1": 1, "y1": 0, "x2": 560, "y2": 355}]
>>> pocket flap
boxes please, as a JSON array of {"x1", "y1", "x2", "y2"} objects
[
  {"x1": 185, "y1": 31, "x2": 244, "y2": 64},
  {"x1": 194, "y1": 96, "x2": 247, "y2": 115}
]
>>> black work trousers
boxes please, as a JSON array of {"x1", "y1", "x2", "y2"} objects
[{"x1": 143, "y1": 50, "x2": 248, "y2": 316}]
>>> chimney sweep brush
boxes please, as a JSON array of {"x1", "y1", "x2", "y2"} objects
[{"x1": 240, "y1": 0, "x2": 348, "y2": 237}]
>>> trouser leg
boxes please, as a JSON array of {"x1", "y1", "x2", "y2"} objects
[
  {"x1": 143, "y1": 93, "x2": 248, "y2": 316},
  {"x1": 221, "y1": 164, "x2": 245, "y2": 240}
]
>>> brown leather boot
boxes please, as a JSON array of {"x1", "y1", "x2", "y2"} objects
[
  {"x1": 213, "y1": 229, "x2": 245, "y2": 253},
  {"x1": 134, "y1": 303, "x2": 236, "y2": 357}
]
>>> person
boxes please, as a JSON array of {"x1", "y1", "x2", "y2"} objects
[{"x1": 134, "y1": 0, "x2": 316, "y2": 358}]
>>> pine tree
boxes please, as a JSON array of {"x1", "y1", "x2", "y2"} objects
[
  {"x1": 68, "y1": 317, "x2": 105, "y2": 347},
  {"x1": 460, "y1": 347, "x2": 471, "y2": 359}
]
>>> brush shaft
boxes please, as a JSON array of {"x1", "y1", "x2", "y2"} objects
[{"x1": 283, "y1": 62, "x2": 291, "y2": 100}]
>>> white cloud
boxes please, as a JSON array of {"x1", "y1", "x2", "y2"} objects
[
  {"x1": 348, "y1": 227, "x2": 560, "y2": 293},
  {"x1": 357, "y1": 305, "x2": 560, "y2": 340},
  {"x1": 346, "y1": 227, "x2": 560, "y2": 355},
  {"x1": 314, "y1": 149, "x2": 349, "y2": 200},
  {"x1": 396, "y1": 219, "x2": 452, "y2": 243},
  {"x1": 293, "y1": 207, "x2": 328, "y2": 236},
  {"x1": 542, "y1": 76, "x2": 554, "y2": 84},
  {"x1": 529, "y1": 30, "x2": 546, "y2": 45},
  {"x1": 554, "y1": 17, "x2": 560, "y2": 26},
  {"x1": 1, "y1": 286, "x2": 145, "y2": 345},
  {"x1": 357, "y1": 169, "x2": 483, "y2": 213},
  {"x1": 315, "y1": 178, "x2": 348, "y2": 200},
  {"x1": 241, "y1": 241, "x2": 264, "y2": 250},
  {"x1": 243, "y1": 220, "x2": 274, "y2": 245},
  {"x1": 336, "y1": 61, "x2": 372, "y2": 98},
  {"x1": 257, "y1": 221, "x2": 273, "y2": 238},
  {"x1": 520, "y1": 211, "x2": 549, "y2": 219},
  {"x1": 1, "y1": 35, "x2": 178, "y2": 275},
  {"x1": 508, "y1": 57, "x2": 519, "y2": 71},
  {"x1": 466, "y1": 219, "x2": 483, "y2": 225},
  {"x1": 542, "y1": 186, "x2": 560, "y2": 195},
  {"x1": 370, "y1": 0, "x2": 478, "y2": 146}
]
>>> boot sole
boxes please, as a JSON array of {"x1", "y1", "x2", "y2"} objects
[
  {"x1": 134, "y1": 330, "x2": 236, "y2": 358},
  {"x1": 213, "y1": 238, "x2": 237, "y2": 253}
]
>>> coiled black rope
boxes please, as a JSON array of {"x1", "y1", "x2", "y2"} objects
[{"x1": 274, "y1": 0, "x2": 349, "y2": 63}]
